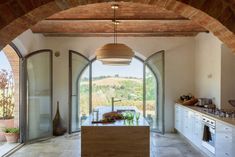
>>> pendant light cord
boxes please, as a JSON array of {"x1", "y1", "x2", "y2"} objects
[{"x1": 113, "y1": 5, "x2": 118, "y2": 44}]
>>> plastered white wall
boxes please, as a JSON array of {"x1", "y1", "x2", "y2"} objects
[
  {"x1": 13, "y1": 30, "x2": 46, "y2": 56},
  {"x1": 194, "y1": 33, "x2": 222, "y2": 107},
  {"x1": 221, "y1": 44, "x2": 235, "y2": 109},
  {"x1": 165, "y1": 43, "x2": 195, "y2": 131}
]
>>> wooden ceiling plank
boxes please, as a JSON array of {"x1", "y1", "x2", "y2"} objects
[{"x1": 47, "y1": 2, "x2": 186, "y2": 20}]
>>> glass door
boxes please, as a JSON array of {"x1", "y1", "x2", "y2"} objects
[
  {"x1": 25, "y1": 50, "x2": 53, "y2": 142},
  {"x1": 69, "y1": 50, "x2": 90, "y2": 133},
  {"x1": 144, "y1": 51, "x2": 165, "y2": 133}
]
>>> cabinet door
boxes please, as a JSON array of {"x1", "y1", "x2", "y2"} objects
[
  {"x1": 192, "y1": 113, "x2": 202, "y2": 148},
  {"x1": 216, "y1": 122, "x2": 233, "y2": 157},
  {"x1": 178, "y1": 106, "x2": 183, "y2": 132},
  {"x1": 232, "y1": 128, "x2": 235, "y2": 156},
  {"x1": 180, "y1": 107, "x2": 185, "y2": 134},
  {"x1": 183, "y1": 109, "x2": 190, "y2": 138},
  {"x1": 188, "y1": 111, "x2": 194, "y2": 140},
  {"x1": 175, "y1": 104, "x2": 180, "y2": 131}
]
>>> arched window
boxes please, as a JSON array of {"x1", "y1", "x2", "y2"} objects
[
  {"x1": 91, "y1": 58, "x2": 144, "y2": 116},
  {"x1": 69, "y1": 50, "x2": 164, "y2": 133}
]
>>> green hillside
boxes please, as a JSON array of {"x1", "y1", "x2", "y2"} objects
[{"x1": 79, "y1": 75, "x2": 156, "y2": 115}]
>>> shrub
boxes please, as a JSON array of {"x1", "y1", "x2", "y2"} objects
[
  {"x1": 4, "y1": 127, "x2": 19, "y2": 134},
  {"x1": 0, "y1": 69, "x2": 14, "y2": 119}
]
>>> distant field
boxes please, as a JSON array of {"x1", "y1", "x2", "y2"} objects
[
  {"x1": 81, "y1": 77, "x2": 142, "y2": 86},
  {"x1": 79, "y1": 76, "x2": 156, "y2": 116}
]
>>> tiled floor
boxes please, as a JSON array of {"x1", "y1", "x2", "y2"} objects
[
  {"x1": 10, "y1": 133, "x2": 206, "y2": 157},
  {"x1": 0, "y1": 142, "x2": 19, "y2": 156}
]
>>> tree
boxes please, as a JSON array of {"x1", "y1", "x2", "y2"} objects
[
  {"x1": 0, "y1": 69, "x2": 14, "y2": 119},
  {"x1": 146, "y1": 70, "x2": 156, "y2": 100}
]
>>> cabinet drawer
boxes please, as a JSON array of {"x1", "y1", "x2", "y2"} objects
[
  {"x1": 217, "y1": 123, "x2": 232, "y2": 132},
  {"x1": 194, "y1": 120, "x2": 201, "y2": 124},
  {"x1": 216, "y1": 135, "x2": 232, "y2": 143},
  {"x1": 222, "y1": 126, "x2": 232, "y2": 132}
]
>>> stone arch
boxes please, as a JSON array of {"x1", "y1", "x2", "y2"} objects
[
  {"x1": 0, "y1": 0, "x2": 235, "y2": 52},
  {"x1": 2, "y1": 44, "x2": 20, "y2": 127}
]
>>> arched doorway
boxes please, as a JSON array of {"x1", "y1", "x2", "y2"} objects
[
  {"x1": 0, "y1": 44, "x2": 22, "y2": 155},
  {"x1": 69, "y1": 50, "x2": 165, "y2": 133}
]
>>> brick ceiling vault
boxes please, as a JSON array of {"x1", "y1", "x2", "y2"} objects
[{"x1": 0, "y1": 0, "x2": 235, "y2": 52}]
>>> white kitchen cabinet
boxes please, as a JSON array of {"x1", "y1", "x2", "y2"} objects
[
  {"x1": 175, "y1": 105, "x2": 180, "y2": 131},
  {"x1": 175, "y1": 104, "x2": 196, "y2": 139},
  {"x1": 175, "y1": 104, "x2": 235, "y2": 157},
  {"x1": 183, "y1": 110, "x2": 194, "y2": 139},
  {"x1": 192, "y1": 113, "x2": 202, "y2": 148},
  {"x1": 183, "y1": 109, "x2": 189, "y2": 137},
  {"x1": 216, "y1": 122, "x2": 233, "y2": 157},
  {"x1": 232, "y1": 128, "x2": 235, "y2": 156},
  {"x1": 188, "y1": 110, "x2": 194, "y2": 140},
  {"x1": 177, "y1": 106, "x2": 195, "y2": 140},
  {"x1": 175, "y1": 104, "x2": 184, "y2": 133}
]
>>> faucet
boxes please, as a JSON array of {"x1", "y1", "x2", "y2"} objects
[{"x1": 111, "y1": 97, "x2": 121, "y2": 112}]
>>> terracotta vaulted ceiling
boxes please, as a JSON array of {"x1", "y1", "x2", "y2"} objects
[
  {"x1": 0, "y1": 0, "x2": 235, "y2": 52},
  {"x1": 31, "y1": 2, "x2": 208, "y2": 37}
]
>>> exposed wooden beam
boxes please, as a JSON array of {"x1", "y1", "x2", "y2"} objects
[
  {"x1": 44, "y1": 19, "x2": 189, "y2": 22},
  {"x1": 43, "y1": 32, "x2": 199, "y2": 37},
  {"x1": 46, "y1": 17, "x2": 188, "y2": 21},
  {"x1": 31, "y1": 20, "x2": 208, "y2": 35}
]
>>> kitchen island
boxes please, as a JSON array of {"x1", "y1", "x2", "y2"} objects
[{"x1": 81, "y1": 115, "x2": 150, "y2": 157}]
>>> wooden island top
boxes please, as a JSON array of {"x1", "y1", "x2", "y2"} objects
[
  {"x1": 81, "y1": 114, "x2": 150, "y2": 157},
  {"x1": 82, "y1": 115, "x2": 149, "y2": 127}
]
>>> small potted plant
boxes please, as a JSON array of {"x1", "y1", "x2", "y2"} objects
[{"x1": 4, "y1": 128, "x2": 19, "y2": 143}]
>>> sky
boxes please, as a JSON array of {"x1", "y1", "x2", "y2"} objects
[
  {"x1": 1, "y1": 51, "x2": 144, "y2": 78},
  {"x1": 0, "y1": 51, "x2": 12, "y2": 71},
  {"x1": 83, "y1": 58, "x2": 144, "y2": 78}
]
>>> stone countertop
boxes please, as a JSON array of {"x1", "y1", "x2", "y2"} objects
[
  {"x1": 176, "y1": 103, "x2": 235, "y2": 128},
  {"x1": 82, "y1": 115, "x2": 149, "y2": 127}
]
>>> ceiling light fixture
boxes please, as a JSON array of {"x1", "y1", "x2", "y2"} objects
[{"x1": 95, "y1": 4, "x2": 134, "y2": 65}]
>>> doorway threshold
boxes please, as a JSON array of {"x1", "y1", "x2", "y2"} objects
[{"x1": 0, "y1": 142, "x2": 23, "y2": 157}]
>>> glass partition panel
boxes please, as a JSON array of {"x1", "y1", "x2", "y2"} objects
[
  {"x1": 69, "y1": 51, "x2": 90, "y2": 133},
  {"x1": 145, "y1": 67, "x2": 157, "y2": 129},
  {"x1": 145, "y1": 51, "x2": 165, "y2": 133},
  {"x1": 79, "y1": 67, "x2": 90, "y2": 125},
  {"x1": 26, "y1": 51, "x2": 52, "y2": 141}
]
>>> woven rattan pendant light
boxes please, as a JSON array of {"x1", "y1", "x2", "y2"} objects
[{"x1": 95, "y1": 4, "x2": 134, "y2": 65}]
